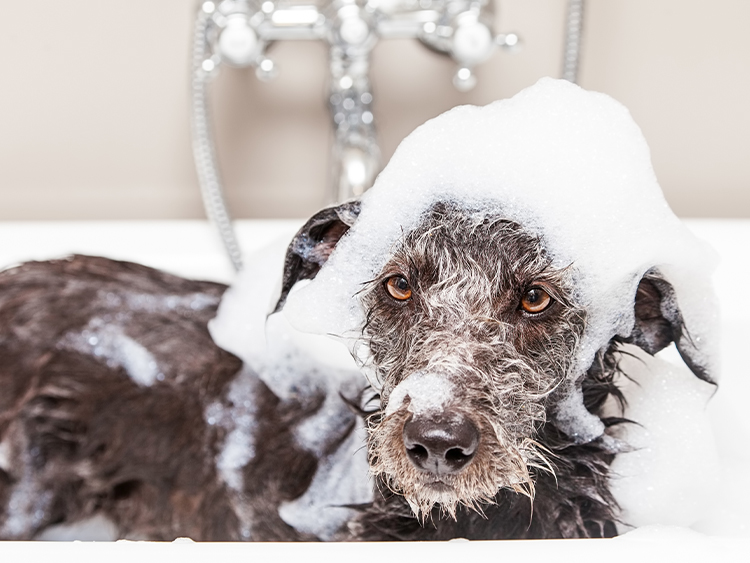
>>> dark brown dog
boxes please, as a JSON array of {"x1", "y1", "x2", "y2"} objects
[{"x1": 0, "y1": 198, "x2": 713, "y2": 541}]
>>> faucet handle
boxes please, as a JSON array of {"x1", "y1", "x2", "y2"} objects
[
  {"x1": 451, "y1": 29, "x2": 520, "y2": 92},
  {"x1": 451, "y1": 14, "x2": 494, "y2": 66},
  {"x1": 417, "y1": 3, "x2": 520, "y2": 92},
  {"x1": 217, "y1": 13, "x2": 263, "y2": 66},
  {"x1": 198, "y1": 1, "x2": 265, "y2": 71},
  {"x1": 201, "y1": 0, "x2": 281, "y2": 79}
]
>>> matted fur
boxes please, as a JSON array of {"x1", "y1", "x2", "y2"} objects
[
  {"x1": 0, "y1": 256, "x2": 320, "y2": 541},
  {"x1": 359, "y1": 203, "x2": 586, "y2": 519},
  {"x1": 0, "y1": 200, "x2": 710, "y2": 541}
]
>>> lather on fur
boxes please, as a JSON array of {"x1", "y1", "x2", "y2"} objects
[
  {"x1": 0, "y1": 209, "x2": 713, "y2": 540},
  {"x1": 0, "y1": 79, "x2": 717, "y2": 540},
  {"x1": 268, "y1": 199, "x2": 714, "y2": 540}
]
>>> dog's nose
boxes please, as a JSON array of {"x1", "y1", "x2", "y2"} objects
[{"x1": 402, "y1": 412, "x2": 480, "y2": 475}]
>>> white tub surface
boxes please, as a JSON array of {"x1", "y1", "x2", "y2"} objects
[{"x1": 0, "y1": 218, "x2": 748, "y2": 560}]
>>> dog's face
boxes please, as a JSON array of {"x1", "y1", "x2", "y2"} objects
[
  {"x1": 359, "y1": 203, "x2": 585, "y2": 516},
  {"x1": 277, "y1": 199, "x2": 714, "y2": 519}
]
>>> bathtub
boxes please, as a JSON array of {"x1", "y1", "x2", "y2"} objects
[{"x1": 0, "y1": 218, "x2": 747, "y2": 559}]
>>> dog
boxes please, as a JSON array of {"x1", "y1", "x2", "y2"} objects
[{"x1": 0, "y1": 78, "x2": 717, "y2": 540}]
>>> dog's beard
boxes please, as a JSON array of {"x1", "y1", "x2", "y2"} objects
[{"x1": 367, "y1": 402, "x2": 547, "y2": 520}]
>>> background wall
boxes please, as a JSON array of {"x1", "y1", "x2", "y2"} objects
[{"x1": 0, "y1": 0, "x2": 748, "y2": 220}]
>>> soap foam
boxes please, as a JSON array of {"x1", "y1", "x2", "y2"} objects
[
  {"x1": 59, "y1": 318, "x2": 162, "y2": 387},
  {"x1": 282, "y1": 78, "x2": 719, "y2": 441},
  {"x1": 210, "y1": 235, "x2": 374, "y2": 539},
  {"x1": 610, "y1": 344, "x2": 720, "y2": 531},
  {"x1": 385, "y1": 371, "x2": 456, "y2": 417},
  {"x1": 210, "y1": 78, "x2": 730, "y2": 537}
]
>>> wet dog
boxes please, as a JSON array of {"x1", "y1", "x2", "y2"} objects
[
  {"x1": 0, "y1": 199, "x2": 713, "y2": 541},
  {"x1": 0, "y1": 79, "x2": 717, "y2": 540},
  {"x1": 274, "y1": 199, "x2": 715, "y2": 540}
]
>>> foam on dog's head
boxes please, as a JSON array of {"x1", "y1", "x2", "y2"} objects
[{"x1": 283, "y1": 77, "x2": 718, "y2": 441}]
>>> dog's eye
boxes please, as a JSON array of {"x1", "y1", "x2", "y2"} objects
[
  {"x1": 520, "y1": 287, "x2": 552, "y2": 314},
  {"x1": 385, "y1": 275, "x2": 412, "y2": 301}
]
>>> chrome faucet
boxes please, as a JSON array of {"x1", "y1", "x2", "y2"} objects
[{"x1": 191, "y1": 0, "x2": 518, "y2": 270}]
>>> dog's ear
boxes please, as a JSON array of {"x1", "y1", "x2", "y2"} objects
[
  {"x1": 624, "y1": 269, "x2": 714, "y2": 384},
  {"x1": 274, "y1": 201, "x2": 361, "y2": 312}
]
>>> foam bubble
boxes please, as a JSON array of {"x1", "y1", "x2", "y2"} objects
[
  {"x1": 282, "y1": 77, "x2": 719, "y2": 440},
  {"x1": 385, "y1": 372, "x2": 455, "y2": 417},
  {"x1": 610, "y1": 345, "x2": 719, "y2": 530},
  {"x1": 278, "y1": 422, "x2": 371, "y2": 540},
  {"x1": 59, "y1": 318, "x2": 162, "y2": 387},
  {"x1": 210, "y1": 235, "x2": 374, "y2": 539}
]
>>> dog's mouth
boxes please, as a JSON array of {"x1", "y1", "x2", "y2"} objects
[{"x1": 421, "y1": 479, "x2": 451, "y2": 491}]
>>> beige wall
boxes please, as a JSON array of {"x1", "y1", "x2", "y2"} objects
[{"x1": 0, "y1": 0, "x2": 748, "y2": 220}]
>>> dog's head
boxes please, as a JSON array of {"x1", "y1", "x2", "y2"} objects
[{"x1": 274, "y1": 79, "x2": 718, "y2": 517}]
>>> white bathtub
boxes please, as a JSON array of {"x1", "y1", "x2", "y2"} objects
[{"x1": 0, "y1": 218, "x2": 747, "y2": 560}]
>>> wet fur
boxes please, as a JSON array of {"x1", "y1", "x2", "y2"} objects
[
  {"x1": 0, "y1": 256, "x2": 319, "y2": 540},
  {"x1": 278, "y1": 201, "x2": 703, "y2": 540},
  {"x1": 349, "y1": 337, "x2": 625, "y2": 539},
  {"x1": 0, "y1": 200, "x2": 708, "y2": 541},
  {"x1": 348, "y1": 203, "x2": 620, "y2": 537}
]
